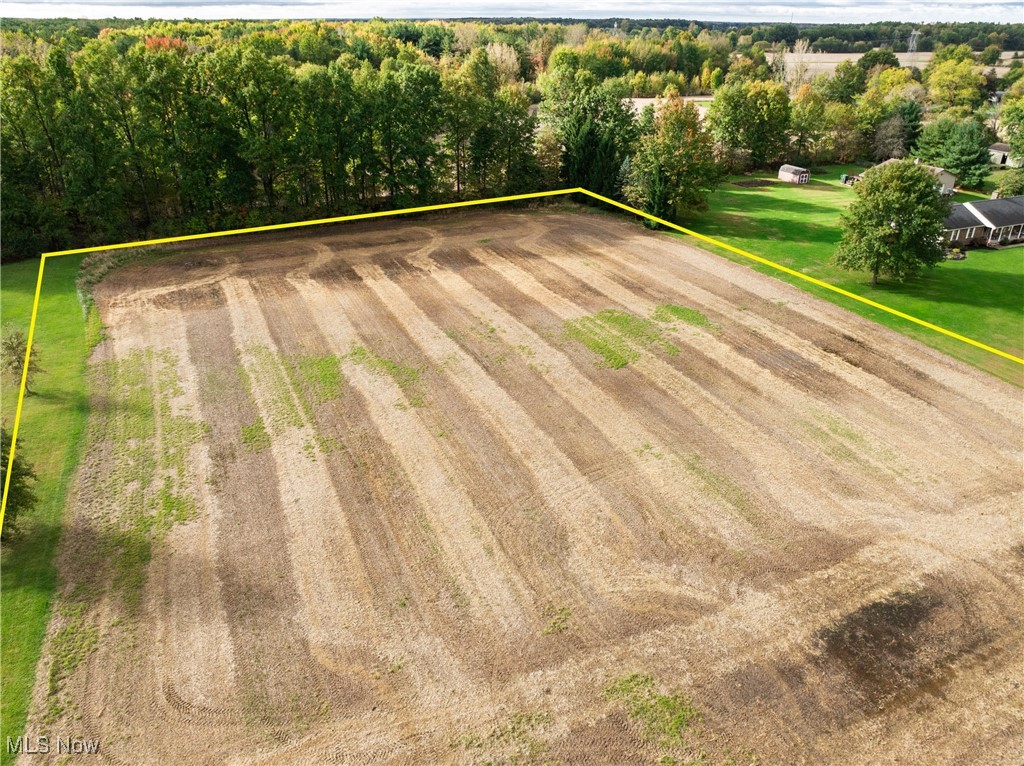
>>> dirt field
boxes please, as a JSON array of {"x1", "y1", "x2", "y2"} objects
[{"x1": 19, "y1": 209, "x2": 1024, "y2": 765}]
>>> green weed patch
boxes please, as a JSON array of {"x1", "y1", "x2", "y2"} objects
[
  {"x1": 242, "y1": 418, "x2": 271, "y2": 452},
  {"x1": 349, "y1": 345, "x2": 426, "y2": 407},
  {"x1": 565, "y1": 309, "x2": 678, "y2": 368},
  {"x1": 652, "y1": 304, "x2": 717, "y2": 331},
  {"x1": 605, "y1": 673, "x2": 701, "y2": 749}
]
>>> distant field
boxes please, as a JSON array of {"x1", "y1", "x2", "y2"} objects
[
  {"x1": 682, "y1": 166, "x2": 1024, "y2": 385},
  {"x1": 782, "y1": 50, "x2": 1021, "y2": 78},
  {"x1": 20, "y1": 210, "x2": 1023, "y2": 765}
]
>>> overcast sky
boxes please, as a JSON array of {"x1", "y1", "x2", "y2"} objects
[{"x1": 2, "y1": 0, "x2": 1021, "y2": 23}]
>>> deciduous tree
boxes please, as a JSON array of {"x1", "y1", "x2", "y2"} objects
[
  {"x1": 996, "y1": 168, "x2": 1024, "y2": 197},
  {"x1": 707, "y1": 80, "x2": 791, "y2": 167},
  {"x1": 833, "y1": 159, "x2": 950, "y2": 284},
  {"x1": 873, "y1": 114, "x2": 910, "y2": 160},
  {"x1": 623, "y1": 96, "x2": 721, "y2": 224},
  {"x1": 927, "y1": 59, "x2": 985, "y2": 109},
  {"x1": 1, "y1": 324, "x2": 42, "y2": 394}
]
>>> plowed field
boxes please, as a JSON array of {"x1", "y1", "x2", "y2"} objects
[{"x1": 21, "y1": 210, "x2": 1024, "y2": 765}]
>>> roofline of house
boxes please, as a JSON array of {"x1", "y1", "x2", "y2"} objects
[{"x1": 962, "y1": 202, "x2": 998, "y2": 230}]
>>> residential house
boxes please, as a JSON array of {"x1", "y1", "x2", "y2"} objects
[
  {"x1": 875, "y1": 158, "x2": 957, "y2": 195},
  {"x1": 989, "y1": 142, "x2": 1022, "y2": 168},
  {"x1": 943, "y1": 196, "x2": 1024, "y2": 245}
]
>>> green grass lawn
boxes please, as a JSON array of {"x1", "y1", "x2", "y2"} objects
[
  {"x1": 951, "y1": 166, "x2": 1011, "y2": 204},
  {"x1": 679, "y1": 165, "x2": 1024, "y2": 386},
  {"x1": 1, "y1": 255, "x2": 89, "y2": 764}
]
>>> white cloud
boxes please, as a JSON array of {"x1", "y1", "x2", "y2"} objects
[{"x1": 1, "y1": 0, "x2": 1020, "y2": 23}]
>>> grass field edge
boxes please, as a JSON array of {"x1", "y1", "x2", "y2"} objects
[
  {"x1": 578, "y1": 190, "x2": 1024, "y2": 368},
  {"x1": 1, "y1": 254, "x2": 91, "y2": 766},
  {"x1": 1, "y1": 256, "x2": 47, "y2": 531}
]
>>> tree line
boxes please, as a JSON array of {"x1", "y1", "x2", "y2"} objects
[{"x1": 2, "y1": 18, "x2": 1022, "y2": 262}]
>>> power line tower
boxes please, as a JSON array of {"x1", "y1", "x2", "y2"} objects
[{"x1": 907, "y1": 29, "x2": 921, "y2": 68}]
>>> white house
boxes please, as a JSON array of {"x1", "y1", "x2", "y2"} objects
[{"x1": 875, "y1": 158, "x2": 957, "y2": 195}]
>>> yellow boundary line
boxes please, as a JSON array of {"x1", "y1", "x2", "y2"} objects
[{"x1": 2, "y1": 187, "x2": 1021, "y2": 529}]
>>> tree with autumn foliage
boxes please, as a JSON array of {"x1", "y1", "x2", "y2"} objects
[{"x1": 623, "y1": 96, "x2": 722, "y2": 225}]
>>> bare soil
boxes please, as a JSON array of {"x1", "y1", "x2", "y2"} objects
[
  {"x1": 20, "y1": 209, "x2": 1024, "y2": 765},
  {"x1": 732, "y1": 179, "x2": 778, "y2": 188}
]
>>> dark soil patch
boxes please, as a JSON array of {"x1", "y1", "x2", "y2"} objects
[
  {"x1": 816, "y1": 587, "x2": 991, "y2": 712},
  {"x1": 732, "y1": 179, "x2": 778, "y2": 188}
]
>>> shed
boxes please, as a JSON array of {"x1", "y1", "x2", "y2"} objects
[
  {"x1": 778, "y1": 164, "x2": 809, "y2": 184},
  {"x1": 989, "y1": 142, "x2": 1022, "y2": 168}
]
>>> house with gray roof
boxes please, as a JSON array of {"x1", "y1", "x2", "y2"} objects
[
  {"x1": 875, "y1": 158, "x2": 957, "y2": 195},
  {"x1": 943, "y1": 196, "x2": 1024, "y2": 245}
]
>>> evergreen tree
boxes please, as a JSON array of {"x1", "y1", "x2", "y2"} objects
[
  {"x1": 0, "y1": 426, "x2": 37, "y2": 539},
  {"x1": 938, "y1": 120, "x2": 993, "y2": 188},
  {"x1": 895, "y1": 100, "x2": 924, "y2": 147},
  {"x1": 916, "y1": 118, "x2": 991, "y2": 188}
]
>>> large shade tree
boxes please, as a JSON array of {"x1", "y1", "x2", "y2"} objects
[
  {"x1": 707, "y1": 80, "x2": 790, "y2": 167},
  {"x1": 833, "y1": 159, "x2": 950, "y2": 285}
]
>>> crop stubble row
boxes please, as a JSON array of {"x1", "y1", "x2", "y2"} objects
[{"x1": 20, "y1": 211, "x2": 1023, "y2": 765}]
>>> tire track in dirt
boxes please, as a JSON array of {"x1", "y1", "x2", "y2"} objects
[
  {"x1": 220, "y1": 276, "x2": 377, "y2": 681},
  {"x1": 251, "y1": 272, "x2": 471, "y2": 629},
  {"x1": 289, "y1": 274, "x2": 535, "y2": 635},
  {"x1": 492, "y1": 494, "x2": 1023, "y2": 766},
  {"x1": 253, "y1": 269, "x2": 520, "y2": 752},
  {"x1": 572, "y1": 233, "x2": 1021, "y2": 492},
  {"x1": 395, "y1": 250, "x2": 723, "y2": 630},
  {"x1": 406, "y1": 246, "x2": 875, "y2": 596},
  {"x1": 534, "y1": 246, "x2": 947, "y2": 522},
  {"x1": 578, "y1": 221, "x2": 1021, "y2": 429},
  {"x1": 182, "y1": 293, "x2": 352, "y2": 757},
  {"x1": 478, "y1": 246, "x2": 855, "y2": 540},
  {"x1": 343, "y1": 260, "x2": 651, "y2": 611},
  {"x1": 456, "y1": 241, "x2": 877, "y2": 590},
  {"x1": 291, "y1": 273, "x2": 560, "y2": 755},
  {"x1": 137, "y1": 304, "x2": 239, "y2": 719},
  {"x1": 298, "y1": 262, "x2": 613, "y2": 643},
  {"x1": 403, "y1": 247, "x2": 755, "y2": 573}
]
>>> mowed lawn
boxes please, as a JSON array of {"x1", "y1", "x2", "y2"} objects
[
  {"x1": 1, "y1": 255, "x2": 89, "y2": 765},
  {"x1": 680, "y1": 165, "x2": 1024, "y2": 385}
]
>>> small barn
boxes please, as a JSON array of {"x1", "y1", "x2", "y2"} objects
[
  {"x1": 989, "y1": 142, "x2": 1022, "y2": 168},
  {"x1": 778, "y1": 164, "x2": 809, "y2": 184}
]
